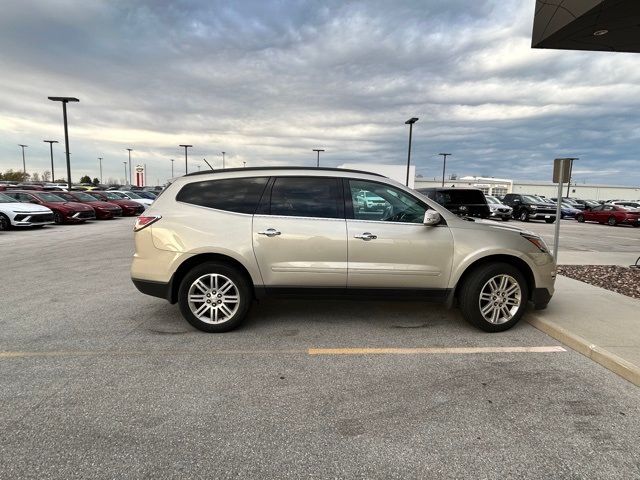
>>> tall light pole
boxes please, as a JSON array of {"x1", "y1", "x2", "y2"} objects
[
  {"x1": 48, "y1": 96, "x2": 79, "y2": 190},
  {"x1": 438, "y1": 153, "x2": 452, "y2": 187},
  {"x1": 313, "y1": 149, "x2": 325, "y2": 167},
  {"x1": 43, "y1": 140, "x2": 58, "y2": 181},
  {"x1": 566, "y1": 158, "x2": 578, "y2": 197},
  {"x1": 98, "y1": 157, "x2": 103, "y2": 184},
  {"x1": 18, "y1": 144, "x2": 28, "y2": 180},
  {"x1": 243, "y1": 161, "x2": 246, "y2": 168},
  {"x1": 221, "y1": 151, "x2": 226, "y2": 169},
  {"x1": 405, "y1": 117, "x2": 419, "y2": 186},
  {"x1": 179, "y1": 145, "x2": 192, "y2": 174},
  {"x1": 170, "y1": 159, "x2": 175, "y2": 177},
  {"x1": 126, "y1": 148, "x2": 133, "y2": 186},
  {"x1": 123, "y1": 161, "x2": 127, "y2": 184}
]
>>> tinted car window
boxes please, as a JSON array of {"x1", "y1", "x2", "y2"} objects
[
  {"x1": 177, "y1": 177, "x2": 268, "y2": 214},
  {"x1": 350, "y1": 180, "x2": 426, "y2": 223},
  {"x1": 270, "y1": 177, "x2": 341, "y2": 219},
  {"x1": 435, "y1": 189, "x2": 486, "y2": 205}
]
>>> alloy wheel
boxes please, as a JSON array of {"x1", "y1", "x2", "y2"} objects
[
  {"x1": 608, "y1": 216, "x2": 617, "y2": 226},
  {"x1": 478, "y1": 274, "x2": 522, "y2": 324},
  {"x1": 187, "y1": 273, "x2": 240, "y2": 324}
]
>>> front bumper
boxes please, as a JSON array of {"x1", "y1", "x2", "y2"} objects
[
  {"x1": 12, "y1": 212, "x2": 54, "y2": 226},
  {"x1": 529, "y1": 212, "x2": 556, "y2": 220}
]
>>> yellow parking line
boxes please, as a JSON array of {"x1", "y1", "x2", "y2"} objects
[{"x1": 308, "y1": 346, "x2": 566, "y2": 355}]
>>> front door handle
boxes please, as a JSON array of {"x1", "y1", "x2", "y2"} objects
[
  {"x1": 258, "y1": 228, "x2": 281, "y2": 237},
  {"x1": 354, "y1": 232, "x2": 377, "y2": 241}
]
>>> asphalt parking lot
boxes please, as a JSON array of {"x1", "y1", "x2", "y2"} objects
[{"x1": 1, "y1": 218, "x2": 639, "y2": 479}]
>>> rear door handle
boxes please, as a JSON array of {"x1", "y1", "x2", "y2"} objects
[
  {"x1": 354, "y1": 232, "x2": 377, "y2": 241},
  {"x1": 258, "y1": 228, "x2": 281, "y2": 237}
]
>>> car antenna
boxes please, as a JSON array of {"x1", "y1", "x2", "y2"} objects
[{"x1": 203, "y1": 158, "x2": 215, "y2": 171}]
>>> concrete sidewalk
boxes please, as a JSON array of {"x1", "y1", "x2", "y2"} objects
[{"x1": 527, "y1": 275, "x2": 640, "y2": 386}]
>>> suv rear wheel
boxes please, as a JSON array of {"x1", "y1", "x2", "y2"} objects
[
  {"x1": 178, "y1": 262, "x2": 252, "y2": 332},
  {"x1": 458, "y1": 263, "x2": 529, "y2": 332},
  {"x1": 519, "y1": 211, "x2": 529, "y2": 222}
]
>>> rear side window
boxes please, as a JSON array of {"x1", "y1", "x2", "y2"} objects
[
  {"x1": 176, "y1": 177, "x2": 268, "y2": 214},
  {"x1": 436, "y1": 190, "x2": 486, "y2": 205},
  {"x1": 269, "y1": 177, "x2": 341, "y2": 219}
]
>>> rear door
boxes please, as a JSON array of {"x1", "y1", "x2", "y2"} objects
[
  {"x1": 345, "y1": 179, "x2": 453, "y2": 290},
  {"x1": 252, "y1": 176, "x2": 347, "y2": 288}
]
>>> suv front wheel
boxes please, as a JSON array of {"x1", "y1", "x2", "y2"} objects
[
  {"x1": 458, "y1": 263, "x2": 529, "y2": 332},
  {"x1": 178, "y1": 262, "x2": 252, "y2": 332}
]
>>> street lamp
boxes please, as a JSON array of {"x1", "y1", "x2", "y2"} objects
[
  {"x1": 404, "y1": 117, "x2": 419, "y2": 186},
  {"x1": 313, "y1": 149, "x2": 325, "y2": 167},
  {"x1": 98, "y1": 157, "x2": 103, "y2": 184},
  {"x1": 123, "y1": 161, "x2": 127, "y2": 184},
  {"x1": 43, "y1": 140, "x2": 58, "y2": 181},
  {"x1": 221, "y1": 151, "x2": 226, "y2": 169},
  {"x1": 48, "y1": 96, "x2": 79, "y2": 190},
  {"x1": 179, "y1": 145, "x2": 192, "y2": 174},
  {"x1": 170, "y1": 159, "x2": 175, "y2": 177},
  {"x1": 438, "y1": 153, "x2": 452, "y2": 187},
  {"x1": 18, "y1": 144, "x2": 28, "y2": 180},
  {"x1": 126, "y1": 148, "x2": 133, "y2": 186}
]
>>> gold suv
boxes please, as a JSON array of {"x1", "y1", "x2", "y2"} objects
[{"x1": 131, "y1": 167, "x2": 556, "y2": 333}]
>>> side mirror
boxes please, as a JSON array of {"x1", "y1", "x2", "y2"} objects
[{"x1": 423, "y1": 210, "x2": 441, "y2": 226}]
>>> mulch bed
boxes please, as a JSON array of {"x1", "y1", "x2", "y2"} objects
[{"x1": 557, "y1": 265, "x2": 640, "y2": 300}]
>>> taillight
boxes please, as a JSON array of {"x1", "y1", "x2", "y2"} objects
[{"x1": 133, "y1": 215, "x2": 161, "y2": 232}]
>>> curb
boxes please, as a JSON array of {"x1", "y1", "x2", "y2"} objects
[{"x1": 526, "y1": 315, "x2": 640, "y2": 387}]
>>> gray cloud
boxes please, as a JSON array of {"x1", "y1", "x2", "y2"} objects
[{"x1": 0, "y1": 0, "x2": 638, "y2": 186}]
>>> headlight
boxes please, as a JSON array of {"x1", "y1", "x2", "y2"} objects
[
  {"x1": 521, "y1": 233, "x2": 549, "y2": 253},
  {"x1": 530, "y1": 205, "x2": 538, "y2": 210}
]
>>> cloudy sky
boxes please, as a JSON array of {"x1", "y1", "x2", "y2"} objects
[{"x1": 1, "y1": 0, "x2": 639, "y2": 185}]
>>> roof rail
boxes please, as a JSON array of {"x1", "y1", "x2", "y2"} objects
[{"x1": 183, "y1": 166, "x2": 385, "y2": 178}]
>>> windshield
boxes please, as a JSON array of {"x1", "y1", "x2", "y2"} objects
[
  {"x1": 110, "y1": 192, "x2": 128, "y2": 199},
  {"x1": 122, "y1": 191, "x2": 142, "y2": 199},
  {"x1": 0, "y1": 193, "x2": 18, "y2": 203},
  {"x1": 522, "y1": 195, "x2": 544, "y2": 203},
  {"x1": 101, "y1": 192, "x2": 122, "y2": 200},
  {"x1": 485, "y1": 196, "x2": 500, "y2": 204},
  {"x1": 136, "y1": 191, "x2": 156, "y2": 199},
  {"x1": 72, "y1": 192, "x2": 97, "y2": 202},
  {"x1": 34, "y1": 192, "x2": 67, "y2": 202}
]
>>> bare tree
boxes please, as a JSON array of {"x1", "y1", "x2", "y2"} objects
[{"x1": 42, "y1": 170, "x2": 51, "y2": 182}]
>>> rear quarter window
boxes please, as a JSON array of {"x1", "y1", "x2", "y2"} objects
[{"x1": 176, "y1": 177, "x2": 268, "y2": 214}]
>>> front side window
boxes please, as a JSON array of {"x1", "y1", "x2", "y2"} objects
[
  {"x1": 177, "y1": 177, "x2": 268, "y2": 214},
  {"x1": 269, "y1": 177, "x2": 341, "y2": 219},
  {"x1": 349, "y1": 180, "x2": 426, "y2": 223}
]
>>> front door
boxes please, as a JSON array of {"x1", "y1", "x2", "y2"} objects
[
  {"x1": 345, "y1": 179, "x2": 453, "y2": 290},
  {"x1": 252, "y1": 176, "x2": 347, "y2": 288}
]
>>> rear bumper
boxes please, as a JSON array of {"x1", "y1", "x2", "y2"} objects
[{"x1": 132, "y1": 278, "x2": 172, "y2": 302}]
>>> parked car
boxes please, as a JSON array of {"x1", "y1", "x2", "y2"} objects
[
  {"x1": 484, "y1": 195, "x2": 512, "y2": 221},
  {"x1": 53, "y1": 191, "x2": 123, "y2": 219},
  {"x1": 547, "y1": 199, "x2": 581, "y2": 219},
  {"x1": 576, "y1": 204, "x2": 640, "y2": 227},
  {"x1": 132, "y1": 190, "x2": 157, "y2": 200},
  {"x1": 107, "y1": 190, "x2": 154, "y2": 207},
  {"x1": 502, "y1": 194, "x2": 556, "y2": 223},
  {"x1": 4, "y1": 190, "x2": 96, "y2": 224},
  {"x1": 569, "y1": 198, "x2": 600, "y2": 209},
  {"x1": 550, "y1": 197, "x2": 585, "y2": 210},
  {"x1": 85, "y1": 191, "x2": 145, "y2": 216},
  {"x1": 131, "y1": 167, "x2": 556, "y2": 334},
  {"x1": 416, "y1": 187, "x2": 490, "y2": 219},
  {"x1": 611, "y1": 201, "x2": 640, "y2": 209},
  {"x1": 0, "y1": 192, "x2": 54, "y2": 230}
]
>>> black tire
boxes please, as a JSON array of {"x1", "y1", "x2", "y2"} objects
[
  {"x1": 178, "y1": 262, "x2": 252, "y2": 333},
  {"x1": 458, "y1": 262, "x2": 529, "y2": 333},
  {"x1": 607, "y1": 216, "x2": 617, "y2": 226},
  {"x1": 519, "y1": 210, "x2": 529, "y2": 222},
  {"x1": 53, "y1": 211, "x2": 63, "y2": 224},
  {"x1": 576, "y1": 214, "x2": 585, "y2": 223},
  {"x1": 545, "y1": 218, "x2": 555, "y2": 224},
  {"x1": 0, "y1": 213, "x2": 10, "y2": 231}
]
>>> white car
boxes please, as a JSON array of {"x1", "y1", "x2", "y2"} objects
[
  {"x1": 109, "y1": 191, "x2": 153, "y2": 207},
  {"x1": 0, "y1": 192, "x2": 55, "y2": 230}
]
